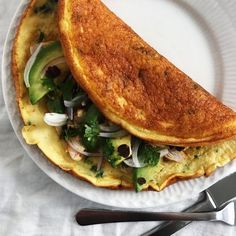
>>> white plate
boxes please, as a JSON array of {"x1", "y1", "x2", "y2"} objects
[{"x1": 2, "y1": 0, "x2": 236, "y2": 208}]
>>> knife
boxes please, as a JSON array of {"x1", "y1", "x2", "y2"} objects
[{"x1": 142, "y1": 172, "x2": 236, "y2": 236}]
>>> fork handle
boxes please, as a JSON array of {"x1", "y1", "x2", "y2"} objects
[{"x1": 75, "y1": 208, "x2": 217, "y2": 226}]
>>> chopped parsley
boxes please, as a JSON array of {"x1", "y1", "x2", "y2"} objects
[
  {"x1": 84, "y1": 123, "x2": 100, "y2": 142},
  {"x1": 61, "y1": 127, "x2": 80, "y2": 140},
  {"x1": 138, "y1": 144, "x2": 160, "y2": 167},
  {"x1": 42, "y1": 77, "x2": 56, "y2": 92},
  {"x1": 90, "y1": 165, "x2": 104, "y2": 178},
  {"x1": 46, "y1": 95, "x2": 64, "y2": 114},
  {"x1": 102, "y1": 139, "x2": 125, "y2": 168},
  {"x1": 61, "y1": 75, "x2": 76, "y2": 101},
  {"x1": 81, "y1": 104, "x2": 102, "y2": 151}
]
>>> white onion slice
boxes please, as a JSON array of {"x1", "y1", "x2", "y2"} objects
[
  {"x1": 43, "y1": 113, "x2": 68, "y2": 127},
  {"x1": 97, "y1": 156, "x2": 104, "y2": 170},
  {"x1": 159, "y1": 149, "x2": 169, "y2": 158},
  {"x1": 68, "y1": 146, "x2": 83, "y2": 161},
  {"x1": 24, "y1": 43, "x2": 43, "y2": 88},
  {"x1": 67, "y1": 137, "x2": 102, "y2": 157},
  {"x1": 165, "y1": 150, "x2": 185, "y2": 162},
  {"x1": 30, "y1": 44, "x2": 40, "y2": 55},
  {"x1": 64, "y1": 95, "x2": 87, "y2": 108},
  {"x1": 44, "y1": 56, "x2": 66, "y2": 70},
  {"x1": 131, "y1": 140, "x2": 146, "y2": 168},
  {"x1": 124, "y1": 158, "x2": 137, "y2": 168},
  {"x1": 99, "y1": 123, "x2": 120, "y2": 132},
  {"x1": 67, "y1": 107, "x2": 74, "y2": 120},
  {"x1": 98, "y1": 130, "x2": 128, "y2": 138}
]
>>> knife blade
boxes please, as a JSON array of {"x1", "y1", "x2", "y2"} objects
[{"x1": 142, "y1": 172, "x2": 236, "y2": 236}]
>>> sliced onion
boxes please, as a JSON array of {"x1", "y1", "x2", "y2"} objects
[
  {"x1": 159, "y1": 149, "x2": 169, "y2": 158},
  {"x1": 131, "y1": 139, "x2": 146, "y2": 168},
  {"x1": 42, "y1": 57, "x2": 66, "y2": 74},
  {"x1": 67, "y1": 107, "x2": 74, "y2": 120},
  {"x1": 98, "y1": 130, "x2": 128, "y2": 138},
  {"x1": 30, "y1": 42, "x2": 52, "y2": 55},
  {"x1": 30, "y1": 44, "x2": 40, "y2": 55},
  {"x1": 24, "y1": 43, "x2": 43, "y2": 88},
  {"x1": 44, "y1": 113, "x2": 68, "y2": 127},
  {"x1": 68, "y1": 146, "x2": 84, "y2": 161},
  {"x1": 97, "y1": 156, "x2": 104, "y2": 170},
  {"x1": 165, "y1": 150, "x2": 185, "y2": 162},
  {"x1": 99, "y1": 123, "x2": 120, "y2": 132},
  {"x1": 67, "y1": 137, "x2": 102, "y2": 157},
  {"x1": 64, "y1": 95, "x2": 87, "y2": 108},
  {"x1": 124, "y1": 158, "x2": 137, "y2": 168},
  {"x1": 126, "y1": 143, "x2": 168, "y2": 168}
]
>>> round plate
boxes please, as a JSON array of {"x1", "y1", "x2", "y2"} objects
[{"x1": 2, "y1": 0, "x2": 236, "y2": 208}]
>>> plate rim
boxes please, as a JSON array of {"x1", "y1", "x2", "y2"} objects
[{"x1": 2, "y1": 0, "x2": 236, "y2": 209}]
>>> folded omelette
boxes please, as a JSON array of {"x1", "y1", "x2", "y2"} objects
[{"x1": 12, "y1": 0, "x2": 236, "y2": 191}]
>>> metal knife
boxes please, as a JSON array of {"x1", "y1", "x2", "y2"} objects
[{"x1": 142, "y1": 172, "x2": 236, "y2": 236}]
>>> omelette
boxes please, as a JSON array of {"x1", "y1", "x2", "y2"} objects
[{"x1": 12, "y1": 0, "x2": 236, "y2": 192}]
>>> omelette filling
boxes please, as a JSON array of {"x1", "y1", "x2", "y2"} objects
[{"x1": 24, "y1": 41, "x2": 187, "y2": 191}]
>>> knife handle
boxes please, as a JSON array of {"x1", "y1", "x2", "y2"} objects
[{"x1": 141, "y1": 191, "x2": 216, "y2": 236}]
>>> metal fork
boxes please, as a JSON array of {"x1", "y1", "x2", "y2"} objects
[{"x1": 75, "y1": 200, "x2": 236, "y2": 226}]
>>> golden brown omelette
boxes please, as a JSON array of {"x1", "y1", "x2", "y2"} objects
[
  {"x1": 11, "y1": 0, "x2": 236, "y2": 192},
  {"x1": 58, "y1": 0, "x2": 236, "y2": 146}
]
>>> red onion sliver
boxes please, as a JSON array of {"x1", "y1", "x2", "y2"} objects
[
  {"x1": 67, "y1": 138, "x2": 102, "y2": 157},
  {"x1": 98, "y1": 130, "x2": 128, "y2": 138},
  {"x1": 99, "y1": 123, "x2": 120, "y2": 132}
]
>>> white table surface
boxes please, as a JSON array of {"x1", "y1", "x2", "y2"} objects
[{"x1": 0, "y1": 1, "x2": 235, "y2": 236}]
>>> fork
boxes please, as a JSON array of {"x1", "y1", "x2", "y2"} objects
[{"x1": 75, "y1": 200, "x2": 236, "y2": 226}]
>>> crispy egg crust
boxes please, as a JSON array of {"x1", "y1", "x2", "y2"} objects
[
  {"x1": 11, "y1": 0, "x2": 236, "y2": 191},
  {"x1": 58, "y1": 0, "x2": 236, "y2": 146}
]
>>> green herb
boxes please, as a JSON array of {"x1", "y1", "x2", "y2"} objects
[
  {"x1": 47, "y1": 95, "x2": 64, "y2": 114},
  {"x1": 61, "y1": 76, "x2": 76, "y2": 100},
  {"x1": 102, "y1": 139, "x2": 115, "y2": 157},
  {"x1": 138, "y1": 144, "x2": 160, "y2": 166},
  {"x1": 95, "y1": 169, "x2": 104, "y2": 178},
  {"x1": 84, "y1": 104, "x2": 102, "y2": 124},
  {"x1": 84, "y1": 157, "x2": 93, "y2": 165},
  {"x1": 42, "y1": 77, "x2": 56, "y2": 92},
  {"x1": 81, "y1": 104, "x2": 102, "y2": 151},
  {"x1": 183, "y1": 164, "x2": 190, "y2": 172},
  {"x1": 82, "y1": 122, "x2": 100, "y2": 152},
  {"x1": 90, "y1": 165, "x2": 104, "y2": 178},
  {"x1": 84, "y1": 123, "x2": 100, "y2": 141},
  {"x1": 102, "y1": 139, "x2": 125, "y2": 168},
  {"x1": 61, "y1": 127, "x2": 80, "y2": 140}
]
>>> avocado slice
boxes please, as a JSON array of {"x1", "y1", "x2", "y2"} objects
[
  {"x1": 28, "y1": 41, "x2": 65, "y2": 104},
  {"x1": 102, "y1": 136, "x2": 131, "y2": 167},
  {"x1": 134, "y1": 165, "x2": 158, "y2": 192}
]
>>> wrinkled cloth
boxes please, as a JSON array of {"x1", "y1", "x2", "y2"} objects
[{"x1": 0, "y1": 1, "x2": 236, "y2": 236}]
